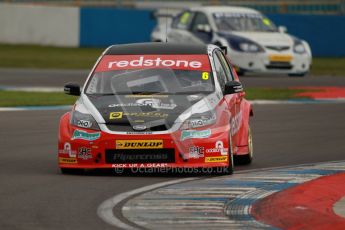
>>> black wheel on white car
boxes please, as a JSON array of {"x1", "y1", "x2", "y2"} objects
[{"x1": 288, "y1": 72, "x2": 307, "y2": 77}]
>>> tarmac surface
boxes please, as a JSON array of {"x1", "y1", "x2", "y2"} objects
[
  {"x1": 1, "y1": 103, "x2": 345, "y2": 229},
  {"x1": 1, "y1": 68, "x2": 345, "y2": 229}
]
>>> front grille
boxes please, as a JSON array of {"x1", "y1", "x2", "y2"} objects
[
  {"x1": 266, "y1": 62, "x2": 293, "y2": 70},
  {"x1": 106, "y1": 124, "x2": 170, "y2": 132},
  {"x1": 105, "y1": 149, "x2": 175, "y2": 163},
  {"x1": 265, "y1": 46, "x2": 290, "y2": 52}
]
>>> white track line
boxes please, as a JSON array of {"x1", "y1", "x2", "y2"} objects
[
  {"x1": 97, "y1": 178, "x2": 197, "y2": 230},
  {"x1": 97, "y1": 160, "x2": 345, "y2": 229},
  {"x1": 0, "y1": 86, "x2": 62, "y2": 92},
  {"x1": 0, "y1": 106, "x2": 71, "y2": 111}
]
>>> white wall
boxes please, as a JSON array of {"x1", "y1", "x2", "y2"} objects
[{"x1": 0, "y1": 3, "x2": 79, "y2": 47}]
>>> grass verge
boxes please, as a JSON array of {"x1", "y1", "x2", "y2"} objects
[
  {"x1": 0, "y1": 44, "x2": 344, "y2": 76},
  {"x1": 0, "y1": 88, "x2": 308, "y2": 107},
  {"x1": 0, "y1": 44, "x2": 102, "y2": 69},
  {"x1": 312, "y1": 58, "x2": 345, "y2": 76},
  {"x1": 245, "y1": 88, "x2": 307, "y2": 100},
  {"x1": 0, "y1": 91, "x2": 77, "y2": 107}
]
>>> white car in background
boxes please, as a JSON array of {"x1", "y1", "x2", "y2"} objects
[{"x1": 151, "y1": 6, "x2": 312, "y2": 76}]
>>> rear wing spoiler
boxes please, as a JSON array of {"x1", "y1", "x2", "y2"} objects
[{"x1": 150, "y1": 11, "x2": 175, "y2": 20}]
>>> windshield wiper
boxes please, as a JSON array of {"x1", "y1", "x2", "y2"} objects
[
  {"x1": 131, "y1": 91, "x2": 163, "y2": 95},
  {"x1": 86, "y1": 93, "x2": 115, "y2": 96}
]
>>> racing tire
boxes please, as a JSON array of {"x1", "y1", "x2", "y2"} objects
[
  {"x1": 235, "y1": 126, "x2": 253, "y2": 165},
  {"x1": 288, "y1": 73, "x2": 307, "y2": 77},
  {"x1": 60, "y1": 168, "x2": 84, "y2": 175},
  {"x1": 222, "y1": 131, "x2": 234, "y2": 175}
]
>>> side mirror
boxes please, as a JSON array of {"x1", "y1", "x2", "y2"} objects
[
  {"x1": 220, "y1": 46, "x2": 228, "y2": 55},
  {"x1": 278, "y1": 26, "x2": 287, "y2": 33},
  {"x1": 224, "y1": 81, "x2": 243, "y2": 95},
  {"x1": 196, "y1": 24, "x2": 211, "y2": 34},
  {"x1": 64, "y1": 83, "x2": 81, "y2": 96}
]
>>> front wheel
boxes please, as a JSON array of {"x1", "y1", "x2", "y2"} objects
[
  {"x1": 235, "y1": 126, "x2": 253, "y2": 165},
  {"x1": 224, "y1": 131, "x2": 234, "y2": 175}
]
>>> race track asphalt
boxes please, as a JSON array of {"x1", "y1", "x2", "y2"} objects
[
  {"x1": 1, "y1": 68, "x2": 345, "y2": 88},
  {"x1": 1, "y1": 103, "x2": 345, "y2": 229}
]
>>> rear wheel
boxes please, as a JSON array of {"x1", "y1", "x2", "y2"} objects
[
  {"x1": 288, "y1": 72, "x2": 307, "y2": 77},
  {"x1": 236, "y1": 126, "x2": 253, "y2": 165}
]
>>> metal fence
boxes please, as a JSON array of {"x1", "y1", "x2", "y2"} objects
[{"x1": 1, "y1": 0, "x2": 345, "y2": 14}]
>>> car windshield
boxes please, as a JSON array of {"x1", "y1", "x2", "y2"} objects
[
  {"x1": 213, "y1": 12, "x2": 277, "y2": 32},
  {"x1": 85, "y1": 54, "x2": 214, "y2": 95}
]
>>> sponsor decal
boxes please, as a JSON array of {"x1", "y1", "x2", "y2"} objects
[
  {"x1": 180, "y1": 129, "x2": 211, "y2": 141},
  {"x1": 231, "y1": 111, "x2": 242, "y2": 135},
  {"x1": 77, "y1": 119, "x2": 92, "y2": 128},
  {"x1": 111, "y1": 163, "x2": 168, "y2": 168},
  {"x1": 126, "y1": 131, "x2": 153, "y2": 135},
  {"x1": 188, "y1": 146, "x2": 205, "y2": 159},
  {"x1": 59, "y1": 157, "x2": 77, "y2": 164},
  {"x1": 78, "y1": 147, "x2": 92, "y2": 160},
  {"x1": 116, "y1": 140, "x2": 163, "y2": 149},
  {"x1": 205, "y1": 156, "x2": 228, "y2": 163},
  {"x1": 136, "y1": 98, "x2": 177, "y2": 110},
  {"x1": 132, "y1": 124, "x2": 147, "y2": 131},
  {"x1": 95, "y1": 55, "x2": 211, "y2": 72},
  {"x1": 58, "y1": 142, "x2": 77, "y2": 157},
  {"x1": 190, "y1": 120, "x2": 205, "y2": 128},
  {"x1": 109, "y1": 112, "x2": 123, "y2": 119},
  {"x1": 206, "y1": 141, "x2": 228, "y2": 155},
  {"x1": 213, "y1": 12, "x2": 262, "y2": 19},
  {"x1": 128, "y1": 112, "x2": 168, "y2": 118},
  {"x1": 108, "y1": 99, "x2": 176, "y2": 110},
  {"x1": 72, "y1": 130, "x2": 101, "y2": 141},
  {"x1": 269, "y1": 54, "x2": 292, "y2": 62}
]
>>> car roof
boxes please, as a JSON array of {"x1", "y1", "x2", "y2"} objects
[
  {"x1": 191, "y1": 6, "x2": 260, "y2": 14},
  {"x1": 105, "y1": 43, "x2": 209, "y2": 55}
]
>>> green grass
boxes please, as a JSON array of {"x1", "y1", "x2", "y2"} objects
[
  {"x1": 0, "y1": 88, "x2": 308, "y2": 107},
  {"x1": 311, "y1": 57, "x2": 345, "y2": 76},
  {"x1": 245, "y1": 88, "x2": 307, "y2": 100},
  {"x1": 0, "y1": 44, "x2": 344, "y2": 76},
  {"x1": 0, "y1": 91, "x2": 77, "y2": 107},
  {"x1": 0, "y1": 44, "x2": 102, "y2": 69}
]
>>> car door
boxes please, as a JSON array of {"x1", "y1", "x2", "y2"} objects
[{"x1": 167, "y1": 10, "x2": 196, "y2": 43}]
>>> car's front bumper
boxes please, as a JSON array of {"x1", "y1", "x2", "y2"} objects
[
  {"x1": 58, "y1": 125, "x2": 231, "y2": 170},
  {"x1": 228, "y1": 50, "x2": 311, "y2": 75}
]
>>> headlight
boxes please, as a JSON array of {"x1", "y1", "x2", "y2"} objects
[
  {"x1": 70, "y1": 110, "x2": 100, "y2": 131},
  {"x1": 239, "y1": 42, "x2": 262, "y2": 52},
  {"x1": 293, "y1": 40, "x2": 306, "y2": 54},
  {"x1": 228, "y1": 37, "x2": 264, "y2": 53},
  {"x1": 180, "y1": 111, "x2": 216, "y2": 130}
]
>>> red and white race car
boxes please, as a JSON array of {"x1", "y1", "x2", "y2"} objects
[{"x1": 58, "y1": 43, "x2": 253, "y2": 174}]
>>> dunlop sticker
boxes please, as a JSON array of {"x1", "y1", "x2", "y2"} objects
[
  {"x1": 116, "y1": 140, "x2": 163, "y2": 149},
  {"x1": 59, "y1": 157, "x2": 77, "y2": 164},
  {"x1": 205, "y1": 156, "x2": 228, "y2": 163}
]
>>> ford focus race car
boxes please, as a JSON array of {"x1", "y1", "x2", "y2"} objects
[
  {"x1": 151, "y1": 6, "x2": 312, "y2": 76},
  {"x1": 59, "y1": 43, "x2": 253, "y2": 174}
]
